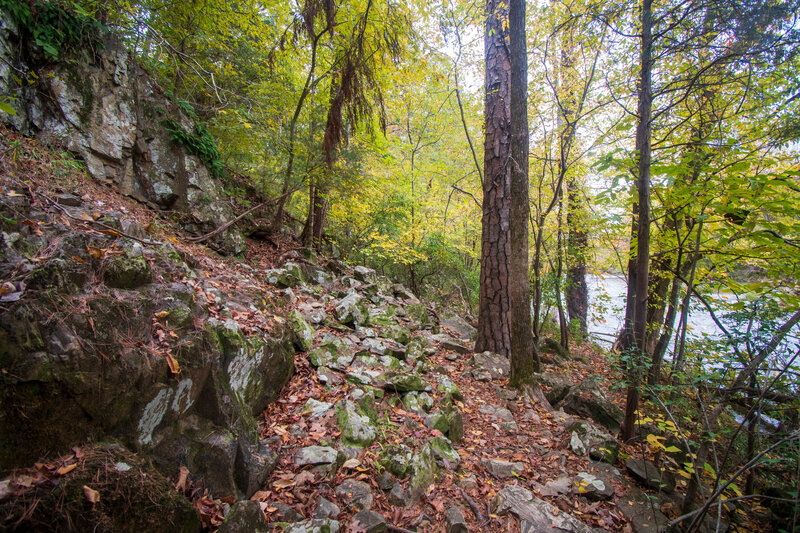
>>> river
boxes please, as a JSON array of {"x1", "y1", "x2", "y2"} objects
[{"x1": 587, "y1": 273, "x2": 727, "y2": 347}]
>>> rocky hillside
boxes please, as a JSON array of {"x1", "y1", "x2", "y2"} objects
[{"x1": 0, "y1": 131, "x2": 743, "y2": 532}]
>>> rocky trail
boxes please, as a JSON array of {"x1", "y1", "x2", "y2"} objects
[{"x1": 0, "y1": 129, "x2": 701, "y2": 532}]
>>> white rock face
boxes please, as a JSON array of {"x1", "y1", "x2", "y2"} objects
[{"x1": 0, "y1": 20, "x2": 244, "y2": 254}]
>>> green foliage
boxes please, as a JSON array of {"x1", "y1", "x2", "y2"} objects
[
  {"x1": 0, "y1": 0, "x2": 103, "y2": 60},
  {"x1": 163, "y1": 119, "x2": 225, "y2": 179}
]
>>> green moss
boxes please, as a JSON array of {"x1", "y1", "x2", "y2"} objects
[{"x1": 104, "y1": 253, "x2": 152, "y2": 289}]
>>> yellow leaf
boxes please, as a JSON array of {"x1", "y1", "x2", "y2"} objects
[
  {"x1": 676, "y1": 470, "x2": 692, "y2": 479},
  {"x1": 56, "y1": 463, "x2": 77, "y2": 475},
  {"x1": 0, "y1": 282, "x2": 15, "y2": 296},
  {"x1": 243, "y1": 122, "x2": 252, "y2": 128},
  {"x1": 154, "y1": 311, "x2": 170, "y2": 319},
  {"x1": 166, "y1": 353, "x2": 181, "y2": 374}
]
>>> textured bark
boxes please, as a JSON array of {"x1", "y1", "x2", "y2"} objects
[
  {"x1": 476, "y1": 0, "x2": 512, "y2": 356},
  {"x1": 621, "y1": 0, "x2": 653, "y2": 442},
  {"x1": 508, "y1": 0, "x2": 538, "y2": 383}
]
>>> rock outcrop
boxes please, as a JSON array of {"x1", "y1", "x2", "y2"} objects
[
  {"x1": 0, "y1": 190, "x2": 291, "y2": 498},
  {"x1": 0, "y1": 15, "x2": 243, "y2": 254}
]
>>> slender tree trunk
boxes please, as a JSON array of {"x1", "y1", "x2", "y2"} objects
[
  {"x1": 475, "y1": 0, "x2": 512, "y2": 357},
  {"x1": 272, "y1": 31, "x2": 326, "y2": 231},
  {"x1": 621, "y1": 0, "x2": 653, "y2": 443},
  {"x1": 508, "y1": 0, "x2": 537, "y2": 383},
  {"x1": 555, "y1": 197, "x2": 569, "y2": 349},
  {"x1": 566, "y1": 179, "x2": 589, "y2": 339}
]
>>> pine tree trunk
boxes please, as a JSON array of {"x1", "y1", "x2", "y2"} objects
[{"x1": 475, "y1": 0, "x2": 512, "y2": 357}]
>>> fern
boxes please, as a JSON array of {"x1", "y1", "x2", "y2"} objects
[{"x1": 163, "y1": 119, "x2": 225, "y2": 180}]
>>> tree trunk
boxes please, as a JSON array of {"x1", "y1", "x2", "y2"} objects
[
  {"x1": 508, "y1": 0, "x2": 538, "y2": 383},
  {"x1": 621, "y1": 0, "x2": 653, "y2": 443},
  {"x1": 475, "y1": 0, "x2": 512, "y2": 357}
]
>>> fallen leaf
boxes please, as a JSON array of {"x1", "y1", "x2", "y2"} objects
[
  {"x1": 250, "y1": 490, "x2": 271, "y2": 501},
  {"x1": 273, "y1": 478, "x2": 295, "y2": 490},
  {"x1": 342, "y1": 458, "x2": 361, "y2": 469},
  {"x1": 166, "y1": 353, "x2": 181, "y2": 374},
  {"x1": 56, "y1": 463, "x2": 77, "y2": 476},
  {"x1": 0, "y1": 282, "x2": 15, "y2": 296},
  {"x1": 154, "y1": 310, "x2": 170, "y2": 319},
  {"x1": 87, "y1": 246, "x2": 105, "y2": 260},
  {"x1": 99, "y1": 229, "x2": 121, "y2": 237},
  {"x1": 83, "y1": 485, "x2": 100, "y2": 505},
  {"x1": 175, "y1": 466, "x2": 190, "y2": 492}
]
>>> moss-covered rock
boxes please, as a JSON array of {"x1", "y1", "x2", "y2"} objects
[
  {"x1": 309, "y1": 339, "x2": 353, "y2": 370},
  {"x1": 380, "y1": 444, "x2": 414, "y2": 477},
  {"x1": 104, "y1": 251, "x2": 152, "y2": 289},
  {"x1": 377, "y1": 371, "x2": 429, "y2": 393},
  {"x1": 336, "y1": 400, "x2": 377, "y2": 447},
  {"x1": 408, "y1": 442, "x2": 438, "y2": 501},
  {"x1": 289, "y1": 309, "x2": 315, "y2": 352}
]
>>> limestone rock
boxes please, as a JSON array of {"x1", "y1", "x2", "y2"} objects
[
  {"x1": 313, "y1": 497, "x2": 341, "y2": 519},
  {"x1": 336, "y1": 400, "x2": 377, "y2": 447},
  {"x1": 1, "y1": 30, "x2": 244, "y2": 254},
  {"x1": 534, "y1": 372, "x2": 574, "y2": 406},
  {"x1": 446, "y1": 506, "x2": 469, "y2": 533},
  {"x1": 380, "y1": 444, "x2": 414, "y2": 477},
  {"x1": 560, "y1": 379, "x2": 623, "y2": 432},
  {"x1": 289, "y1": 310, "x2": 315, "y2": 352},
  {"x1": 440, "y1": 315, "x2": 476, "y2": 341},
  {"x1": 294, "y1": 446, "x2": 343, "y2": 467},
  {"x1": 335, "y1": 293, "x2": 368, "y2": 326},
  {"x1": 283, "y1": 519, "x2": 340, "y2": 533},
  {"x1": 567, "y1": 421, "x2": 620, "y2": 464},
  {"x1": 572, "y1": 472, "x2": 614, "y2": 501},
  {"x1": 423, "y1": 407, "x2": 464, "y2": 442},
  {"x1": 471, "y1": 352, "x2": 510, "y2": 380},
  {"x1": 483, "y1": 458, "x2": 524, "y2": 479},
  {"x1": 377, "y1": 371, "x2": 429, "y2": 392},
  {"x1": 495, "y1": 485, "x2": 595, "y2": 533},
  {"x1": 479, "y1": 404, "x2": 518, "y2": 431},
  {"x1": 625, "y1": 458, "x2": 675, "y2": 493},
  {"x1": 428, "y1": 436, "x2": 460, "y2": 470},
  {"x1": 335, "y1": 479, "x2": 373, "y2": 511},
  {"x1": 351, "y1": 510, "x2": 386, "y2": 533},
  {"x1": 218, "y1": 501, "x2": 268, "y2": 533},
  {"x1": 408, "y1": 443, "x2": 438, "y2": 502},
  {"x1": 309, "y1": 339, "x2": 353, "y2": 370}
]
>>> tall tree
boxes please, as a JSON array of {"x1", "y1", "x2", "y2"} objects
[
  {"x1": 508, "y1": 0, "x2": 538, "y2": 383},
  {"x1": 620, "y1": 0, "x2": 653, "y2": 442},
  {"x1": 475, "y1": 0, "x2": 511, "y2": 356}
]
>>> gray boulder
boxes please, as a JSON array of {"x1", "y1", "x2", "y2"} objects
[
  {"x1": 560, "y1": 379, "x2": 624, "y2": 432},
  {"x1": 218, "y1": 501, "x2": 269, "y2": 533},
  {"x1": 495, "y1": 485, "x2": 595, "y2": 533}
]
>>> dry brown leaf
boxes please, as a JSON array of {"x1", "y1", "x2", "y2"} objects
[
  {"x1": 154, "y1": 310, "x2": 170, "y2": 319},
  {"x1": 273, "y1": 479, "x2": 295, "y2": 490},
  {"x1": 86, "y1": 246, "x2": 105, "y2": 260},
  {"x1": 250, "y1": 490, "x2": 271, "y2": 501},
  {"x1": 83, "y1": 485, "x2": 100, "y2": 505},
  {"x1": 99, "y1": 229, "x2": 121, "y2": 237},
  {"x1": 175, "y1": 466, "x2": 190, "y2": 492}
]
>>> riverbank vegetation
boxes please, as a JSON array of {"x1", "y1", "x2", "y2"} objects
[{"x1": 3, "y1": 0, "x2": 800, "y2": 529}]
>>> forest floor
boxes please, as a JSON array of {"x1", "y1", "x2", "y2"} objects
[{"x1": 0, "y1": 127, "x2": 765, "y2": 532}]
